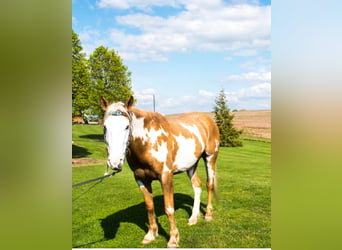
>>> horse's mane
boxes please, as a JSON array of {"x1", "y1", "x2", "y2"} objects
[{"x1": 129, "y1": 106, "x2": 169, "y2": 129}]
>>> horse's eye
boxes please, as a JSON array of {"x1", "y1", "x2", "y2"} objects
[{"x1": 125, "y1": 125, "x2": 129, "y2": 130}]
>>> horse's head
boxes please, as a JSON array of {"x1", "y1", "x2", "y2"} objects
[{"x1": 100, "y1": 96, "x2": 134, "y2": 171}]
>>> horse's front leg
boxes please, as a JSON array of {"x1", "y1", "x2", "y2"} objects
[
  {"x1": 161, "y1": 173, "x2": 179, "y2": 248},
  {"x1": 137, "y1": 179, "x2": 158, "y2": 244}
]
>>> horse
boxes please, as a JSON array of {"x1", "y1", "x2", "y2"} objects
[{"x1": 100, "y1": 96, "x2": 220, "y2": 248}]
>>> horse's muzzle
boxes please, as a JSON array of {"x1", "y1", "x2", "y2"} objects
[{"x1": 107, "y1": 159, "x2": 123, "y2": 170}]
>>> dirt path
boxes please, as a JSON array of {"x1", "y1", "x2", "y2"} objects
[{"x1": 72, "y1": 158, "x2": 106, "y2": 167}]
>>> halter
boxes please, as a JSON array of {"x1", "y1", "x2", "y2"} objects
[{"x1": 108, "y1": 110, "x2": 130, "y2": 119}]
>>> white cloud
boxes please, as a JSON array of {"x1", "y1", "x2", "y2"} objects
[
  {"x1": 235, "y1": 82, "x2": 271, "y2": 98},
  {"x1": 134, "y1": 88, "x2": 157, "y2": 105},
  {"x1": 81, "y1": 39, "x2": 110, "y2": 57},
  {"x1": 97, "y1": 0, "x2": 180, "y2": 10},
  {"x1": 133, "y1": 82, "x2": 270, "y2": 114},
  {"x1": 79, "y1": 29, "x2": 99, "y2": 41},
  {"x1": 224, "y1": 56, "x2": 233, "y2": 61},
  {"x1": 199, "y1": 89, "x2": 216, "y2": 98},
  {"x1": 198, "y1": 83, "x2": 270, "y2": 110},
  {"x1": 72, "y1": 16, "x2": 77, "y2": 25},
  {"x1": 223, "y1": 71, "x2": 271, "y2": 82},
  {"x1": 140, "y1": 88, "x2": 156, "y2": 95},
  {"x1": 233, "y1": 49, "x2": 258, "y2": 57},
  {"x1": 76, "y1": 28, "x2": 104, "y2": 56},
  {"x1": 97, "y1": 0, "x2": 227, "y2": 11},
  {"x1": 97, "y1": 1, "x2": 270, "y2": 61},
  {"x1": 224, "y1": 82, "x2": 271, "y2": 109}
]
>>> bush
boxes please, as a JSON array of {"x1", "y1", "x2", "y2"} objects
[{"x1": 214, "y1": 89, "x2": 243, "y2": 147}]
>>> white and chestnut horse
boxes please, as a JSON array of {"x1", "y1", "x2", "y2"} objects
[{"x1": 101, "y1": 96, "x2": 220, "y2": 248}]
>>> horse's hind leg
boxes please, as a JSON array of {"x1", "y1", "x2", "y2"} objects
[
  {"x1": 187, "y1": 166, "x2": 202, "y2": 225},
  {"x1": 203, "y1": 153, "x2": 217, "y2": 221}
]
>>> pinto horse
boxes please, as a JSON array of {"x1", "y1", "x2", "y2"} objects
[{"x1": 101, "y1": 96, "x2": 220, "y2": 248}]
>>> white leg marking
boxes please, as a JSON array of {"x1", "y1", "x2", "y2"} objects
[
  {"x1": 166, "y1": 205, "x2": 174, "y2": 215},
  {"x1": 136, "y1": 180, "x2": 145, "y2": 190},
  {"x1": 215, "y1": 139, "x2": 220, "y2": 152},
  {"x1": 188, "y1": 186, "x2": 201, "y2": 225},
  {"x1": 206, "y1": 155, "x2": 215, "y2": 185},
  {"x1": 142, "y1": 231, "x2": 158, "y2": 244}
]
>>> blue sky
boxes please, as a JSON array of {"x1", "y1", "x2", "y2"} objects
[{"x1": 72, "y1": 0, "x2": 271, "y2": 114}]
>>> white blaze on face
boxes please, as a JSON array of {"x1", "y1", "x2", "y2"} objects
[{"x1": 104, "y1": 115, "x2": 130, "y2": 169}]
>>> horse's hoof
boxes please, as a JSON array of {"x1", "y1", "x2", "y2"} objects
[
  {"x1": 167, "y1": 233, "x2": 179, "y2": 248},
  {"x1": 167, "y1": 242, "x2": 179, "y2": 248},
  {"x1": 142, "y1": 232, "x2": 156, "y2": 244},
  {"x1": 188, "y1": 218, "x2": 198, "y2": 226},
  {"x1": 205, "y1": 216, "x2": 213, "y2": 221},
  {"x1": 142, "y1": 238, "x2": 153, "y2": 244}
]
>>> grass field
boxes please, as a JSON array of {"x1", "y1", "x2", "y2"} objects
[{"x1": 72, "y1": 122, "x2": 271, "y2": 248}]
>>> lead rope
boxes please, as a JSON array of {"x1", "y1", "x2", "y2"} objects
[
  {"x1": 72, "y1": 170, "x2": 121, "y2": 188},
  {"x1": 104, "y1": 165, "x2": 109, "y2": 176},
  {"x1": 101, "y1": 147, "x2": 109, "y2": 175}
]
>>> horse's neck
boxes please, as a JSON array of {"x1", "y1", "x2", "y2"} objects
[
  {"x1": 130, "y1": 107, "x2": 148, "y2": 128},
  {"x1": 129, "y1": 107, "x2": 169, "y2": 139}
]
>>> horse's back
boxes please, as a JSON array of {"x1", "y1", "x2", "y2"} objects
[
  {"x1": 168, "y1": 112, "x2": 219, "y2": 155},
  {"x1": 168, "y1": 112, "x2": 214, "y2": 125},
  {"x1": 168, "y1": 112, "x2": 218, "y2": 135}
]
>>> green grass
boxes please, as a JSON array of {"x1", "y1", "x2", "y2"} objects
[
  {"x1": 72, "y1": 124, "x2": 106, "y2": 159},
  {"x1": 72, "y1": 125, "x2": 271, "y2": 248}
]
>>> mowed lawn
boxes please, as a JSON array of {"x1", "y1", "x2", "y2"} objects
[{"x1": 72, "y1": 124, "x2": 271, "y2": 248}]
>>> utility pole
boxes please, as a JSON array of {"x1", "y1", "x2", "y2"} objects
[{"x1": 153, "y1": 94, "x2": 156, "y2": 112}]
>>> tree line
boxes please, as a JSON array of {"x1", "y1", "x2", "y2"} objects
[
  {"x1": 72, "y1": 30, "x2": 242, "y2": 146},
  {"x1": 72, "y1": 30, "x2": 133, "y2": 121}
]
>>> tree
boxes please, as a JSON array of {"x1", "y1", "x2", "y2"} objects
[
  {"x1": 72, "y1": 30, "x2": 91, "y2": 120},
  {"x1": 214, "y1": 89, "x2": 243, "y2": 147},
  {"x1": 88, "y1": 46, "x2": 133, "y2": 118}
]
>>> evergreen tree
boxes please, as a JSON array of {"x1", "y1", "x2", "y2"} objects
[
  {"x1": 88, "y1": 46, "x2": 133, "y2": 118},
  {"x1": 72, "y1": 30, "x2": 91, "y2": 119},
  {"x1": 214, "y1": 89, "x2": 243, "y2": 147}
]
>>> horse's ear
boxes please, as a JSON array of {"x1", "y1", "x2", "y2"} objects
[
  {"x1": 125, "y1": 96, "x2": 135, "y2": 109},
  {"x1": 100, "y1": 96, "x2": 109, "y2": 110}
]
